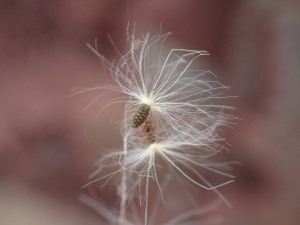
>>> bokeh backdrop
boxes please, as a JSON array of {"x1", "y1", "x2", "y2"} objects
[{"x1": 1, "y1": 1, "x2": 300, "y2": 224}]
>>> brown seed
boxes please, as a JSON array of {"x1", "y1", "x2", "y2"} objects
[
  {"x1": 140, "y1": 118, "x2": 156, "y2": 144},
  {"x1": 131, "y1": 103, "x2": 150, "y2": 128}
]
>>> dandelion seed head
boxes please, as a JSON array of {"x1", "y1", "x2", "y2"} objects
[
  {"x1": 78, "y1": 32, "x2": 235, "y2": 142},
  {"x1": 78, "y1": 31, "x2": 237, "y2": 225}
]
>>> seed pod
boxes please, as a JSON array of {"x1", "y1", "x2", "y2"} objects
[{"x1": 131, "y1": 104, "x2": 150, "y2": 128}]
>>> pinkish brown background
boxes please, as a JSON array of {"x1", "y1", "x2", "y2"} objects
[{"x1": 1, "y1": 1, "x2": 300, "y2": 224}]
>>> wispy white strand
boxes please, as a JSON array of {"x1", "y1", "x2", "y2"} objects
[{"x1": 163, "y1": 199, "x2": 223, "y2": 225}]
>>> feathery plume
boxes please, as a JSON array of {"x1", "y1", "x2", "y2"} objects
[{"x1": 74, "y1": 31, "x2": 236, "y2": 225}]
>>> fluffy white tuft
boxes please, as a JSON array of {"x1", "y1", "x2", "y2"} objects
[{"x1": 75, "y1": 31, "x2": 237, "y2": 225}]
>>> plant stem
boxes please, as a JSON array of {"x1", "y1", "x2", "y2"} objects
[{"x1": 118, "y1": 136, "x2": 128, "y2": 225}]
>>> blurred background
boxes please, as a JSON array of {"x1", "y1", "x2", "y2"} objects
[{"x1": 1, "y1": 0, "x2": 300, "y2": 224}]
